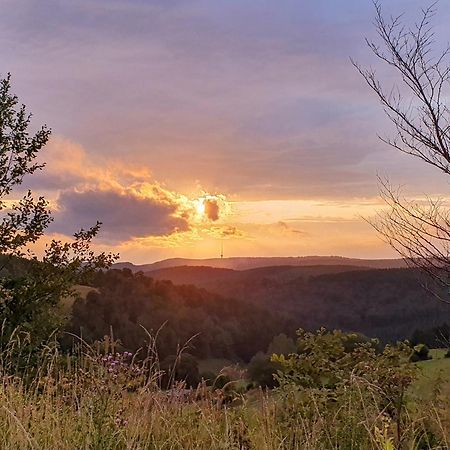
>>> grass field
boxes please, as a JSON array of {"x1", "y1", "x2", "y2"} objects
[
  {"x1": 2, "y1": 338, "x2": 450, "y2": 448},
  {"x1": 412, "y1": 348, "x2": 450, "y2": 400}
]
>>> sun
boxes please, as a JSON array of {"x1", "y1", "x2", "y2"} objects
[{"x1": 195, "y1": 198, "x2": 205, "y2": 216}]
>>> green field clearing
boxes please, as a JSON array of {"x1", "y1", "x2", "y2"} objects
[{"x1": 411, "y1": 348, "x2": 450, "y2": 399}]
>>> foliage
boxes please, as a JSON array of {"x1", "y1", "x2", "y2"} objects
[
  {"x1": 0, "y1": 73, "x2": 51, "y2": 261},
  {"x1": 160, "y1": 353, "x2": 200, "y2": 388},
  {"x1": 247, "y1": 351, "x2": 281, "y2": 388},
  {"x1": 65, "y1": 265, "x2": 450, "y2": 368},
  {"x1": 247, "y1": 334, "x2": 295, "y2": 388},
  {"x1": 185, "y1": 265, "x2": 450, "y2": 344},
  {"x1": 273, "y1": 328, "x2": 413, "y2": 390},
  {"x1": 410, "y1": 344, "x2": 431, "y2": 362},
  {"x1": 411, "y1": 323, "x2": 450, "y2": 349},
  {"x1": 266, "y1": 332, "x2": 296, "y2": 356},
  {"x1": 273, "y1": 328, "x2": 416, "y2": 447},
  {"x1": 66, "y1": 265, "x2": 450, "y2": 365},
  {"x1": 66, "y1": 268, "x2": 289, "y2": 362}
]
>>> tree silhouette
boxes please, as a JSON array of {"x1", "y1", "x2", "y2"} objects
[{"x1": 353, "y1": 2, "x2": 450, "y2": 301}]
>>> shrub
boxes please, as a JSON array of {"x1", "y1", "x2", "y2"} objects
[
  {"x1": 272, "y1": 328, "x2": 416, "y2": 446},
  {"x1": 200, "y1": 370, "x2": 217, "y2": 385},
  {"x1": 247, "y1": 351, "x2": 281, "y2": 388},
  {"x1": 410, "y1": 344, "x2": 431, "y2": 362},
  {"x1": 160, "y1": 353, "x2": 200, "y2": 388}
]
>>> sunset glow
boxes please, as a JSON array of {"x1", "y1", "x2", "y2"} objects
[
  {"x1": 195, "y1": 198, "x2": 206, "y2": 217},
  {"x1": 2, "y1": 0, "x2": 450, "y2": 264}
]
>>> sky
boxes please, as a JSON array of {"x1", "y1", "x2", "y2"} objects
[{"x1": 1, "y1": 0, "x2": 450, "y2": 263}]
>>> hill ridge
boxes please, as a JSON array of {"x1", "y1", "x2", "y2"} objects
[{"x1": 113, "y1": 256, "x2": 406, "y2": 272}]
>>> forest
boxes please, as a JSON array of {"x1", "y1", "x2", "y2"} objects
[
  {"x1": 64, "y1": 265, "x2": 450, "y2": 365},
  {"x1": 65, "y1": 268, "x2": 292, "y2": 362}
]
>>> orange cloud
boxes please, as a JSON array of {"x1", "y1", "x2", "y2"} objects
[
  {"x1": 204, "y1": 198, "x2": 219, "y2": 221},
  {"x1": 36, "y1": 136, "x2": 239, "y2": 244},
  {"x1": 24, "y1": 135, "x2": 401, "y2": 261}
]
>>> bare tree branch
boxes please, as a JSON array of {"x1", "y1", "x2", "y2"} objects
[{"x1": 355, "y1": 2, "x2": 450, "y2": 300}]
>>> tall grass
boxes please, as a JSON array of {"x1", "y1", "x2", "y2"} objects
[{"x1": 0, "y1": 332, "x2": 449, "y2": 449}]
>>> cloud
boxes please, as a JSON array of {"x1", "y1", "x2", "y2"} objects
[
  {"x1": 32, "y1": 136, "x2": 196, "y2": 242},
  {"x1": 30, "y1": 136, "x2": 153, "y2": 193},
  {"x1": 204, "y1": 198, "x2": 219, "y2": 221},
  {"x1": 3, "y1": 0, "x2": 449, "y2": 262},
  {"x1": 52, "y1": 188, "x2": 189, "y2": 242},
  {"x1": 220, "y1": 225, "x2": 242, "y2": 237},
  {"x1": 4, "y1": 0, "x2": 450, "y2": 201},
  {"x1": 238, "y1": 221, "x2": 307, "y2": 239},
  {"x1": 33, "y1": 137, "x2": 240, "y2": 243},
  {"x1": 276, "y1": 221, "x2": 305, "y2": 235},
  {"x1": 202, "y1": 224, "x2": 245, "y2": 239}
]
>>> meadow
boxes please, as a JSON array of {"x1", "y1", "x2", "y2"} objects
[{"x1": 1, "y1": 331, "x2": 450, "y2": 450}]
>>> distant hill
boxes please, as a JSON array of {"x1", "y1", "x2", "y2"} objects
[
  {"x1": 114, "y1": 256, "x2": 406, "y2": 272},
  {"x1": 145, "y1": 264, "x2": 374, "y2": 290}
]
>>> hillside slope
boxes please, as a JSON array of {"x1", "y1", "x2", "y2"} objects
[
  {"x1": 67, "y1": 265, "x2": 450, "y2": 361},
  {"x1": 114, "y1": 256, "x2": 406, "y2": 272},
  {"x1": 145, "y1": 264, "x2": 373, "y2": 290},
  {"x1": 146, "y1": 266, "x2": 450, "y2": 343}
]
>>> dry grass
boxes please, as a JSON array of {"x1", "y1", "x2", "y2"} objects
[{"x1": 1, "y1": 337, "x2": 450, "y2": 449}]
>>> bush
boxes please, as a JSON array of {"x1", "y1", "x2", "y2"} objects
[
  {"x1": 200, "y1": 370, "x2": 217, "y2": 385},
  {"x1": 213, "y1": 373, "x2": 232, "y2": 389},
  {"x1": 247, "y1": 351, "x2": 281, "y2": 388},
  {"x1": 160, "y1": 353, "x2": 200, "y2": 388},
  {"x1": 410, "y1": 344, "x2": 431, "y2": 362},
  {"x1": 273, "y1": 328, "x2": 416, "y2": 446}
]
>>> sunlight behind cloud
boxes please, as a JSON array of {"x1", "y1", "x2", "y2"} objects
[{"x1": 23, "y1": 135, "x2": 438, "y2": 263}]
